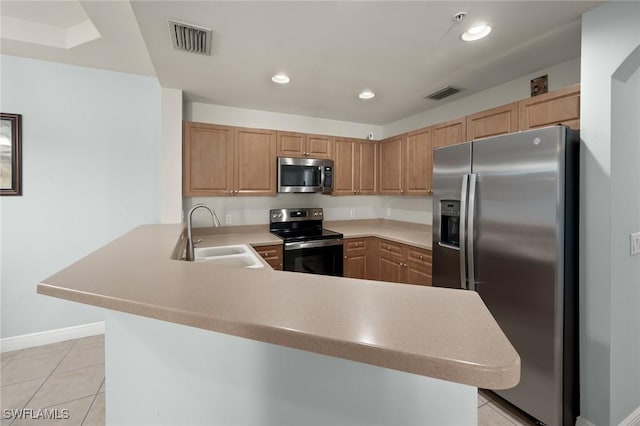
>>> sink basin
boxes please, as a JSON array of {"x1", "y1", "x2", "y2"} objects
[
  {"x1": 194, "y1": 245, "x2": 247, "y2": 258},
  {"x1": 193, "y1": 244, "x2": 264, "y2": 269}
]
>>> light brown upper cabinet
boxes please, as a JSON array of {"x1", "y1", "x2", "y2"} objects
[
  {"x1": 405, "y1": 127, "x2": 433, "y2": 196},
  {"x1": 276, "y1": 131, "x2": 332, "y2": 159},
  {"x1": 379, "y1": 131, "x2": 431, "y2": 196},
  {"x1": 183, "y1": 122, "x2": 234, "y2": 196},
  {"x1": 432, "y1": 117, "x2": 467, "y2": 148},
  {"x1": 466, "y1": 102, "x2": 518, "y2": 141},
  {"x1": 333, "y1": 138, "x2": 377, "y2": 195},
  {"x1": 183, "y1": 121, "x2": 276, "y2": 197},
  {"x1": 235, "y1": 127, "x2": 277, "y2": 196},
  {"x1": 518, "y1": 85, "x2": 580, "y2": 130},
  {"x1": 378, "y1": 135, "x2": 404, "y2": 195}
]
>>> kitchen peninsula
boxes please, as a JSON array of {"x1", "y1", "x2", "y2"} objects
[{"x1": 38, "y1": 223, "x2": 520, "y2": 425}]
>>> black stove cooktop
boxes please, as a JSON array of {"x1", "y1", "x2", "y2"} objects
[
  {"x1": 269, "y1": 207, "x2": 343, "y2": 243},
  {"x1": 271, "y1": 228, "x2": 343, "y2": 243}
]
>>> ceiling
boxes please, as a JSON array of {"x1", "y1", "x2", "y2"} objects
[{"x1": 0, "y1": 1, "x2": 602, "y2": 125}]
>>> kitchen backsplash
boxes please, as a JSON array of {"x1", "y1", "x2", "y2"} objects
[{"x1": 183, "y1": 194, "x2": 432, "y2": 227}]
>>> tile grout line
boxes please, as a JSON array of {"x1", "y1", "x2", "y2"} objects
[
  {"x1": 81, "y1": 379, "x2": 105, "y2": 426},
  {"x1": 19, "y1": 338, "x2": 81, "y2": 411}
]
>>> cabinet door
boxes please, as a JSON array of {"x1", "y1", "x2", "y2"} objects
[
  {"x1": 518, "y1": 85, "x2": 580, "y2": 130},
  {"x1": 253, "y1": 244, "x2": 283, "y2": 270},
  {"x1": 276, "y1": 131, "x2": 305, "y2": 157},
  {"x1": 183, "y1": 121, "x2": 234, "y2": 196},
  {"x1": 378, "y1": 240, "x2": 405, "y2": 283},
  {"x1": 358, "y1": 141, "x2": 378, "y2": 194},
  {"x1": 466, "y1": 102, "x2": 518, "y2": 140},
  {"x1": 405, "y1": 127, "x2": 432, "y2": 196},
  {"x1": 379, "y1": 136, "x2": 404, "y2": 195},
  {"x1": 432, "y1": 118, "x2": 467, "y2": 148},
  {"x1": 307, "y1": 134, "x2": 333, "y2": 159},
  {"x1": 406, "y1": 247, "x2": 432, "y2": 286},
  {"x1": 235, "y1": 128, "x2": 277, "y2": 196},
  {"x1": 379, "y1": 253, "x2": 404, "y2": 283},
  {"x1": 333, "y1": 138, "x2": 356, "y2": 195},
  {"x1": 344, "y1": 238, "x2": 368, "y2": 279}
]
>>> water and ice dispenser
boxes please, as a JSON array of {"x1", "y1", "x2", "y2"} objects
[{"x1": 440, "y1": 201, "x2": 460, "y2": 247}]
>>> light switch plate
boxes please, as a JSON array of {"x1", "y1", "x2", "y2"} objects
[
  {"x1": 225, "y1": 214, "x2": 232, "y2": 225},
  {"x1": 631, "y1": 232, "x2": 640, "y2": 256},
  {"x1": 349, "y1": 209, "x2": 355, "y2": 218}
]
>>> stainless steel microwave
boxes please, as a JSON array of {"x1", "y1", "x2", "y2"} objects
[{"x1": 277, "y1": 157, "x2": 333, "y2": 194}]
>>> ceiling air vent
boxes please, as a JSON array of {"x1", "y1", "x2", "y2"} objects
[
  {"x1": 168, "y1": 20, "x2": 212, "y2": 55},
  {"x1": 425, "y1": 86, "x2": 462, "y2": 101}
]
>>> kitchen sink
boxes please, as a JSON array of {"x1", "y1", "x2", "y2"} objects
[
  {"x1": 193, "y1": 244, "x2": 264, "y2": 269},
  {"x1": 194, "y1": 245, "x2": 247, "y2": 258}
]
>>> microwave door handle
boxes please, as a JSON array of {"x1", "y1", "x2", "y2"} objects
[{"x1": 459, "y1": 175, "x2": 469, "y2": 290}]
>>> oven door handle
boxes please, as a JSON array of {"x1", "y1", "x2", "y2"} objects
[{"x1": 284, "y1": 239, "x2": 343, "y2": 250}]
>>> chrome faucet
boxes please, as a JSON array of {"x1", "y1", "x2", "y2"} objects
[{"x1": 186, "y1": 204, "x2": 221, "y2": 261}]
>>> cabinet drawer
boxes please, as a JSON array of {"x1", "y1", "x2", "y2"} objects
[
  {"x1": 407, "y1": 247, "x2": 432, "y2": 264},
  {"x1": 252, "y1": 244, "x2": 283, "y2": 271},
  {"x1": 379, "y1": 239, "x2": 403, "y2": 257},
  {"x1": 345, "y1": 238, "x2": 367, "y2": 252}
]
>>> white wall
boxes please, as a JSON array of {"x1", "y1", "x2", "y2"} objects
[
  {"x1": 0, "y1": 55, "x2": 161, "y2": 339},
  {"x1": 384, "y1": 58, "x2": 580, "y2": 138},
  {"x1": 580, "y1": 3, "x2": 640, "y2": 425},
  {"x1": 160, "y1": 88, "x2": 183, "y2": 223}
]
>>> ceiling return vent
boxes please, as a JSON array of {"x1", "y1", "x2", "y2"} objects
[
  {"x1": 168, "y1": 20, "x2": 212, "y2": 55},
  {"x1": 425, "y1": 86, "x2": 462, "y2": 101}
]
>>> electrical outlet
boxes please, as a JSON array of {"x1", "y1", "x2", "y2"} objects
[
  {"x1": 386, "y1": 208, "x2": 391, "y2": 217},
  {"x1": 631, "y1": 232, "x2": 640, "y2": 256},
  {"x1": 225, "y1": 214, "x2": 232, "y2": 225},
  {"x1": 349, "y1": 209, "x2": 355, "y2": 218}
]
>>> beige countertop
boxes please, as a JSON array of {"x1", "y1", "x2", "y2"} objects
[
  {"x1": 324, "y1": 219, "x2": 432, "y2": 249},
  {"x1": 38, "y1": 223, "x2": 519, "y2": 390}
]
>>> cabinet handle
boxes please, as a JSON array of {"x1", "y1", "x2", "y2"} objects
[
  {"x1": 401, "y1": 190, "x2": 404, "y2": 194},
  {"x1": 353, "y1": 190, "x2": 356, "y2": 193},
  {"x1": 229, "y1": 190, "x2": 233, "y2": 195},
  {"x1": 344, "y1": 256, "x2": 348, "y2": 259},
  {"x1": 387, "y1": 246, "x2": 391, "y2": 250},
  {"x1": 419, "y1": 255, "x2": 424, "y2": 260}
]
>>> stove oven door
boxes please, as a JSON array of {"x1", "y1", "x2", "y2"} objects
[{"x1": 283, "y1": 239, "x2": 344, "y2": 277}]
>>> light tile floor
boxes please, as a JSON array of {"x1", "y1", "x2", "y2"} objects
[
  {"x1": 1, "y1": 336, "x2": 104, "y2": 426},
  {"x1": 2, "y1": 335, "x2": 536, "y2": 425}
]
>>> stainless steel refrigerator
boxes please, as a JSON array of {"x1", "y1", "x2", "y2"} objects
[{"x1": 432, "y1": 126, "x2": 579, "y2": 426}]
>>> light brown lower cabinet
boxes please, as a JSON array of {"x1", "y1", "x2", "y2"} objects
[
  {"x1": 377, "y1": 239, "x2": 432, "y2": 286},
  {"x1": 343, "y1": 237, "x2": 381, "y2": 280},
  {"x1": 342, "y1": 237, "x2": 432, "y2": 285},
  {"x1": 252, "y1": 244, "x2": 283, "y2": 270}
]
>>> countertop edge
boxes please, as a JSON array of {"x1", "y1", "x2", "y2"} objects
[{"x1": 37, "y1": 281, "x2": 519, "y2": 390}]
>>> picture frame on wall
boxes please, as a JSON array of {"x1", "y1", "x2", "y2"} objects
[{"x1": 1, "y1": 113, "x2": 22, "y2": 196}]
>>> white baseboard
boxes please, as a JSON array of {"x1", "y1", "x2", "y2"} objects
[
  {"x1": 1, "y1": 322, "x2": 105, "y2": 353},
  {"x1": 620, "y1": 405, "x2": 640, "y2": 426}
]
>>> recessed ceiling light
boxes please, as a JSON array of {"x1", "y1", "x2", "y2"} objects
[
  {"x1": 461, "y1": 24, "x2": 491, "y2": 41},
  {"x1": 272, "y1": 73, "x2": 290, "y2": 84},
  {"x1": 359, "y1": 90, "x2": 375, "y2": 100}
]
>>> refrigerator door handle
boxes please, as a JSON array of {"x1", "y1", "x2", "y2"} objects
[
  {"x1": 459, "y1": 175, "x2": 469, "y2": 289},
  {"x1": 467, "y1": 174, "x2": 477, "y2": 292}
]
